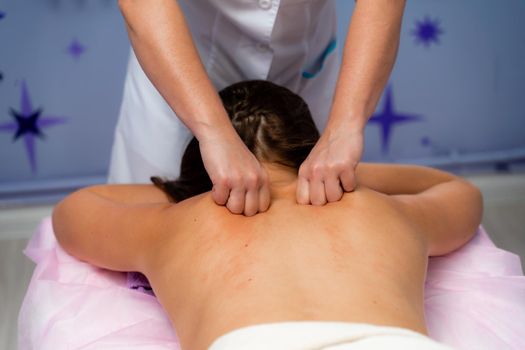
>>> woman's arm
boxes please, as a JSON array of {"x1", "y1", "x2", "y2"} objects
[
  {"x1": 118, "y1": 0, "x2": 270, "y2": 216},
  {"x1": 356, "y1": 163, "x2": 483, "y2": 256},
  {"x1": 297, "y1": 0, "x2": 406, "y2": 206},
  {"x1": 355, "y1": 163, "x2": 457, "y2": 195},
  {"x1": 52, "y1": 185, "x2": 174, "y2": 273},
  {"x1": 83, "y1": 184, "x2": 172, "y2": 205}
]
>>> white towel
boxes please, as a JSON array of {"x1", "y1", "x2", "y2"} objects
[{"x1": 208, "y1": 321, "x2": 456, "y2": 350}]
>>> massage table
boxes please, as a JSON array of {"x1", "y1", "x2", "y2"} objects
[{"x1": 18, "y1": 217, "x2": 525, "y2": 349}]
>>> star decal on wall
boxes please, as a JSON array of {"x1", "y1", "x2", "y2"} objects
[
  {"x1": 412, "y1": 15, "x2": 443, "y2": 47},
  {"x1": 420, "y1": 136, "x2": 431, "y2": 147},
  {"x1": 369, "y1": 86, "x2": 423, "y2": 154},
  {"x1": 0, "y1": 81, "x2": 67, "y2": 174},
  {"x1": 0, "y1": 10, "x2": 6, "y2": 21},
  {"x1": 67, "y1": 38, "x2": 86, "y2": 60}
]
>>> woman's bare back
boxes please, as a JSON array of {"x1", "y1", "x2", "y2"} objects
[
  {"x1": 143, "y1": 184, "x2": 429, "y2": 350},
  {"x1": 52, "y1": 163, "x2": 481, "y2": 350}
]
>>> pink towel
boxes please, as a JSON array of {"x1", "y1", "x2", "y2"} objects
[{"x1": 18, "y1": 217, "x2": 525, "y2": 349}]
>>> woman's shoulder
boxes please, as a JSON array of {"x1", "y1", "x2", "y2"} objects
[
  {"x1": 162, "y1": 191, "x2": 230, "y2": 226},
  {"x1": 340, "y1": 185, "x2": 396, "y2": 206}
]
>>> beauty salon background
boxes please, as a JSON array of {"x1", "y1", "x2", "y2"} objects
[
  {"x1": 0, "y1": 0, "x2": 524, "y2": 205},
  {"x1": 0, "y1": 2, "x2": 524, "y2": 349}
]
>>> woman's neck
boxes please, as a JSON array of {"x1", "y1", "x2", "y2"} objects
[{"x1": 261, "y1": 163, "x2": 298, "y2": 199}]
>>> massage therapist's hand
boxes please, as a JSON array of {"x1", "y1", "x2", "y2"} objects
[
  {"x1": 297, "y1": 126, "x2": 364, "y2": 205},
  {"x1": 199, "y1": 130, "x2": 271, "y2": 216}
]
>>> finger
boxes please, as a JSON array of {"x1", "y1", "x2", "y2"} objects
[
  {"x1": 296, "y1": 176, "x2": 310, "y2": 205},
  {"x1": 309, "y1": 178, "x2": 327, "y2": 206},
  {"x1": 256, "y1": 167, "x2": 270, "y2": 213},
  {"x1": 258, "y1": 183, "x2": 271, "y2": 212},
  {"x1": 226, "y1": 187, "x2": 246, "y2": 215},
  {"x1": 212, "y1": 184, "x2": 230, "y2": 206},
  {"x1": 340, "y1": 169, "x2": 357, "y2": 192},
  {"x1": 324, "y1": 176, "x2": 343, "y2": 203},
  {"x1": 244, "y1": 188, "x2": 259, "y2": 217}
]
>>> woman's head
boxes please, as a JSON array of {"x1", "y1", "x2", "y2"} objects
[{"x1": 151, "y1": 80, "x2": 320, "y2": 202}]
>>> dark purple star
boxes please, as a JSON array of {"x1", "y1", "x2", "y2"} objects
[
  {"x1": 412, "y1": 16, "x2": 443, "y2": 47},
  {"x1": 10, "y1": 108, "x2": 45, "y2": 141},
  {"x1": 0, "y1": 81, "x2": 67, "y2": 174},
  {"x1": 369, "y1": 86, "x2": 422, "y2": 154},
  {"x1": 67, "y1": 38, "x2": 86, "y2": 60},
  {"x1": 0, "y1": 11, "x2": 5, "y2": 21},
  {"x1": 0, "y1": 71, "x2": 3, "y2": 82}
]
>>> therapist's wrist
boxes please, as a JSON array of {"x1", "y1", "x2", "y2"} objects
[
  {"x1": 326, "y1": 113, "x2": 367, "y2": 136},
  {"x1": 187, "y1": 103, "x2": 237, "y2": 142},
  {"x1": 193, "y1": 119, "x2": 240, "y2": 145}
]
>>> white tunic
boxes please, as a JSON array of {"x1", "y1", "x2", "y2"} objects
[{"x1": 109, "y1": 0, "x2": 341, "y2": 183}]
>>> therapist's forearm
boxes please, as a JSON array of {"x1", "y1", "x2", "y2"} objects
[
  {"x1": 328, "y1": 0, "x2": 406, "y2": 131},
  {"x1": 118, "y1": 0, "x2": 236, "y2": 140}
]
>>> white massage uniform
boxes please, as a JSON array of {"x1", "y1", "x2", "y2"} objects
[{"x1": 108, "y1": 0, "x2": 341, "y2": 183}]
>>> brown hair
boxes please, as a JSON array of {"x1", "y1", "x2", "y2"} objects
[{"x1": 151, "y1": 80, "x2": 320, "y2": 202}]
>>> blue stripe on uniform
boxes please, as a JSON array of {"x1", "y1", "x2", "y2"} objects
[{"x1": 302, "y1": 38, "x2": 337, "y2": 79}]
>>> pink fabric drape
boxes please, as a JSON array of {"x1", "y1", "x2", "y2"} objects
[{"x1": 18, "y1": 217, "x2": 525, "y2": 349}]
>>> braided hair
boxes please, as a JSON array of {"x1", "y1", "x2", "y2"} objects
[{"x1": 151, "y1": 80, "x2": 320, "y2": 202}]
